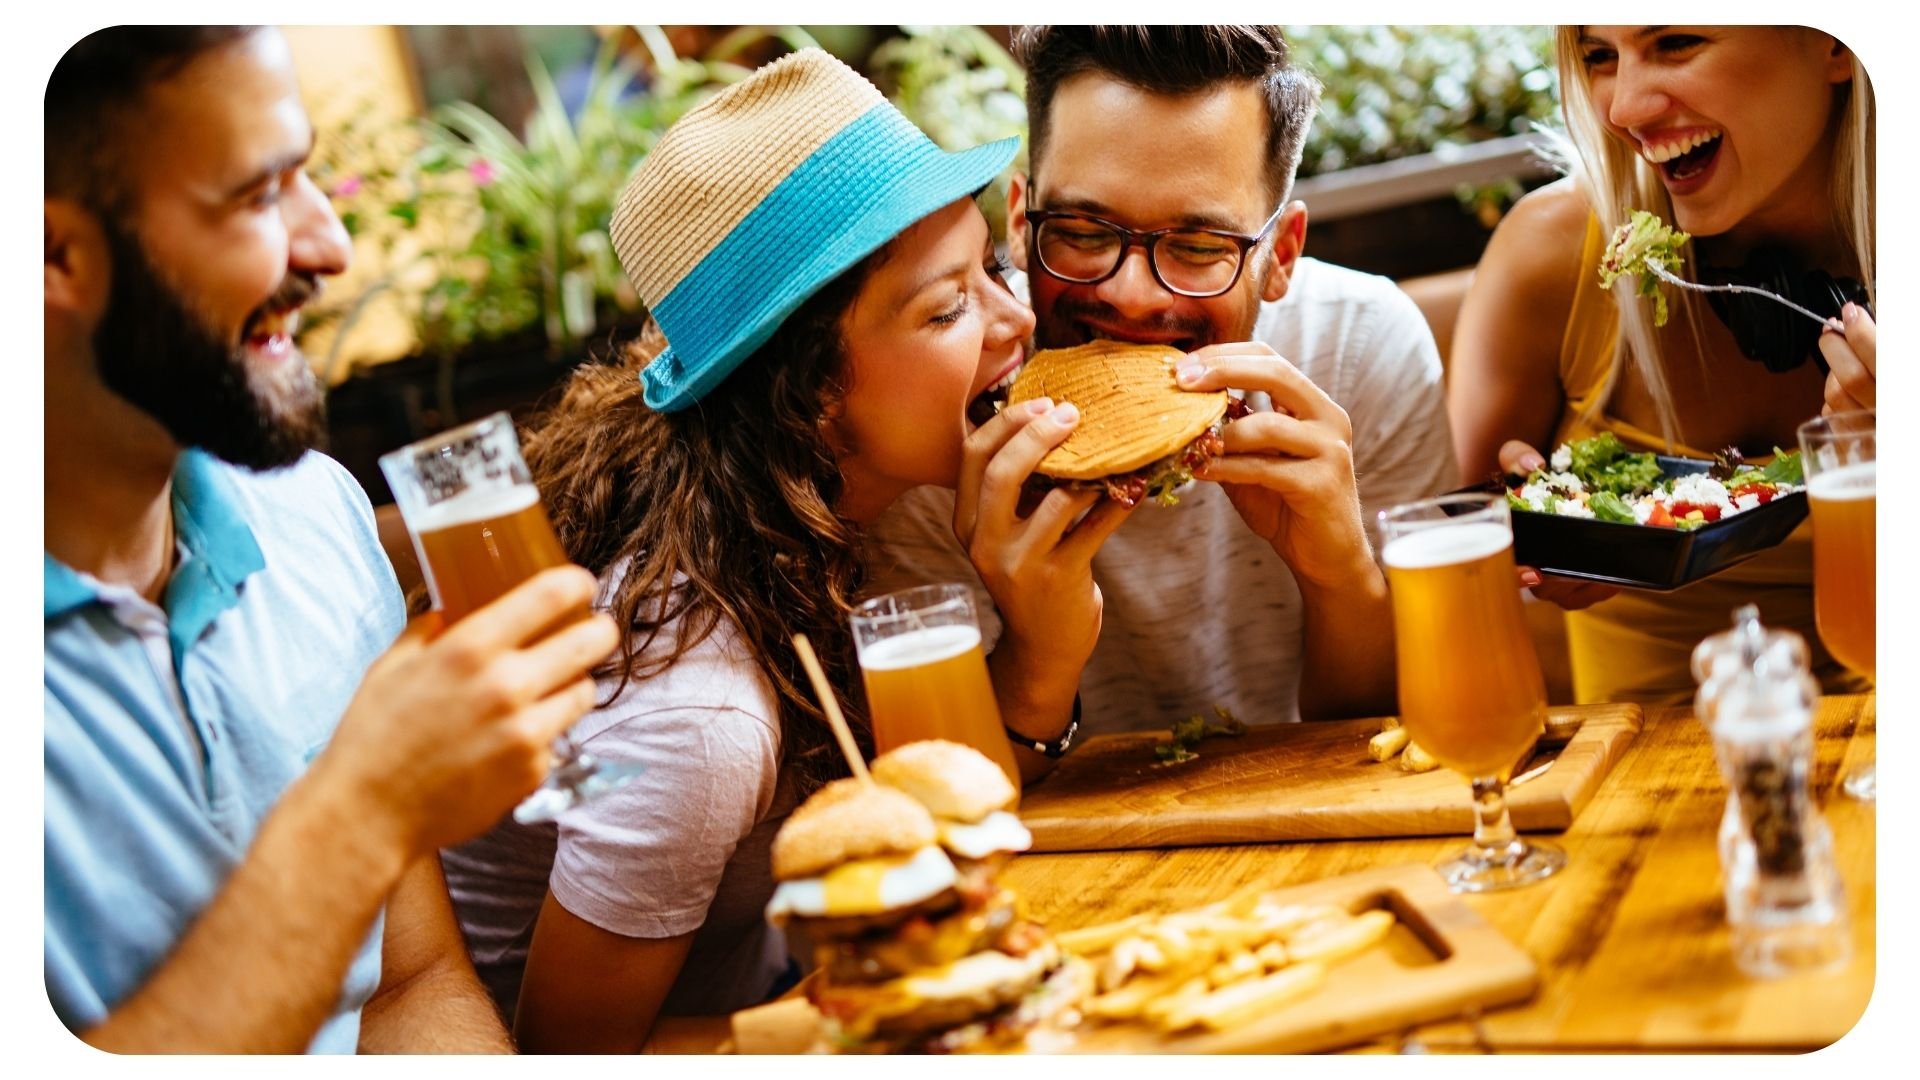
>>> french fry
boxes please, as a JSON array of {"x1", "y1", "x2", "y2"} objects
[
  {"x1": 1162, "y1": 962, "x2": 1329, "y2": 1031},
  {"x1": 1400, "y1": 739, "x2": 1441, "y2": 773},
  {"x1": 1252, "y1": 902, "x2": 1343, "y2": 940},
  {"x1": 1369, "y1": 725, "x2": 1411, "y2": 761},
  {"x1": 1381, "y1": 716, "x2": 1402, "y2": 731},
  {"x1": 1133, "y1": 937, "x2": 1171, "y2": 972},
  {"x1": 1207, "y1": 948, "x2": 1262, "y2": 989},
  {"x1": 1099, "y1": 937, "x2": 1146, "y2": 991},
  {"x1": 1285, "y1": 909, "x2": 1396, "y2": 966},
  {"x1": 1087, "y1": 961, "x2": 1209, "y2": 1020},
  {"x1": 1141, "y1": 975, "x2": 1213, "y2": 1026},
  {"x1": 1143, "y1": 923, "x2": 1197, "y2": 967},
  {"x1": 1254, "y1": 940, "x2": 1289, "y2": 970},
  {"x1": 1057, "y1": 913, "x2": 1153, "y2": 955}
]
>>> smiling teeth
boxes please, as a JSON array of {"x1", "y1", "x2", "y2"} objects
[
  {"x1": 1642, "y1": 130, "x2": 1722, "y2": 164},
  {"x1": 252, "y1": 309, "x2": 300, "y2": 338}
]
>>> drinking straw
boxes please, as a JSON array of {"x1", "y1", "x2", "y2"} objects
[{"x1": 791, "y1": 633, "x2": 871, "y2": 783}]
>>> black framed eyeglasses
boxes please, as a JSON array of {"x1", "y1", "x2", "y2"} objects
[{"x1": 1025, "y1": 205, "x2": 1284, "y2": 298}]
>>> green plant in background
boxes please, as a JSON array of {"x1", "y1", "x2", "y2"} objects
[
  {"x1": 869, "y1": 25, "x2": 1027, "y2": 240},
  {"x1": 304, "y1": 26, "x2": 818, "y2": 387},
  {"x1": 305, "y1": 24, "x2": 1560, "y2": 392},
  {"x1": 1286, "y1": 25, "x2": 1559, "y2": 178}
]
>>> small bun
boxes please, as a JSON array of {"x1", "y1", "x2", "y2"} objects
[
  {"x1": 872, "y1": 740, "x2": 1017, "y2": 822},
  {"x1": 771, "y1": 779, "x2": 936, "y2": 881}
]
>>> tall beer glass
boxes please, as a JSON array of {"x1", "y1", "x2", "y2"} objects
[
  {"x1": 851, "y1": 584, "x2": 1021, "y2": 790},
  {"x1": 1379, "y1": 494, "x2": 1565, "y2": 891},
  {"x1": 381, "y1": 412, "x2": 640, "y2": 823},
  {"x1": 1798, "y1": 410, "x2": 1876, "y2": 801}
]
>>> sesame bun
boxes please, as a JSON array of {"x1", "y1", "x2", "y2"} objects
[
  {"x1": 771, "y1": 779, "x2": 937, "y2": 882},
  {"x1": 1007, "y1": 341, "x2": 1230, "y2": 480},
  {"x1": 872, "y1": 740, "x2": 1017, "y2": 823}
]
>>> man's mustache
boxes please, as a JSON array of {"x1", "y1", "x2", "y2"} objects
[
  {"x1": 240, "y1": 272, "x2": 321, "y2": 338},
  {"x1": 1047, "y1": 297, "x2": 1211, "y2": 340}
]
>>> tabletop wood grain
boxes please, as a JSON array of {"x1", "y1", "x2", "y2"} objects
[
  {"x1": 652, "y1": 695, "x2": 1874, "y2": 1054},
  {"x1": 1001, "y1": 694, "x2": 1876, "y2": 1052}
]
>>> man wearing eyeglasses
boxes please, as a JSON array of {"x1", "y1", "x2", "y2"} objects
[{"x1": 870, "y1": 26, "x2": 1457, "y2": 757}]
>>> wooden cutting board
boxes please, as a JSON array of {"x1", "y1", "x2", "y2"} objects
[
  {"x1": 1019, "y1": 703, "x2": 1641, "y2": 852},
  {"x1": 727, "y1": 862, "x2": 1539, "y2": 1055},
  {"x1": 1065, "y1": 861, "x2": 1539, "y2": 1053}
]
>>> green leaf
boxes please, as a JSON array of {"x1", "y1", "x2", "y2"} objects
[{"x1": 1588, "y1": 491, "x2": 1637, "y2": 524}]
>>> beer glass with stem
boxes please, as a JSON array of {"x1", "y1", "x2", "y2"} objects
[
  {"x1": 1378, "y1": 493, "x2": 1566, "y2": 891},
  {"x1": 380, "y1": 411, "x2": 642, "y2": 823},
  {"x1": 850, "y1": 584, "x2": 1021, "y2": 790},
  {"x1": 1797, "y1": 410, "x2": 1876, "y2": 801}
]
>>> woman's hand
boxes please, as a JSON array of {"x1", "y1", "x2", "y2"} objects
[
  {"x1": 953, "y1": 399, "x2": 1136, "y2": 734},
  {"x1": 1499, "y1": 439, "x2": 1619, "y2": 612},
  {"x1": 1820, "y1": 303, "x2": 1876, "y2": 414}
]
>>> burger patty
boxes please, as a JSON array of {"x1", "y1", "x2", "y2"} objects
[
  {"x1": 817, "y1": 891, "x2": 1021, "y2": 984},
  {"x1": 812, "y1": 939, "x2": 1064, "y2": 1050},
  {"x1": 900, "y1": 954, "x2": 1091, "y2": 1055}
]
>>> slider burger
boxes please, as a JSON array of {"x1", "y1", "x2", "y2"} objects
[
  {"x1": 765, "y1": 744, "x2": 1086, "y2": 1053},
  {"x1": 1002, "y1": 341, "x2": 1248, "y2": 508}
]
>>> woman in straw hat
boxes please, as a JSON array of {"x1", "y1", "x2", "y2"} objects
[
  {"x1": 1448, "y1": 25, "x2": 1875, "y2": 704},
  {"x1": 439, "y1": 48, "x2": 1120, "y2": 1051}
]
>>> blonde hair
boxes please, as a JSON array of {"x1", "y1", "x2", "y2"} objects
[{"x1": 1549, "y1": 27, "x2": 1875, "y2": 447}]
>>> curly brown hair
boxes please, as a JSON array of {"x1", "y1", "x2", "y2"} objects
[{"x1": 522, "y1": 249, "x2": 893, "y2": 792}]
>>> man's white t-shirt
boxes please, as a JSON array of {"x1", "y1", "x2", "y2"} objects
[{"x1": 865, "y1": 258, "x2": 1457, "y2": 734}]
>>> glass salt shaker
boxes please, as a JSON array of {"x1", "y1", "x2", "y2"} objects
[{"x1": 1691, "y1": 605, "x2": 1850, "y2": 978}]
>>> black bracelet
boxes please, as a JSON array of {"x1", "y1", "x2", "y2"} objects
[{"x1": 1008, "y1": 694, "x2": 1081, "y2": 759}]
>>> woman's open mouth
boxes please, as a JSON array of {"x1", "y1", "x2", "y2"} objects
[
  {"x1": 1644, "y1": 130, "x2": 1723, "y2": 186},
  {"x1": 966, "y1": 361, "x2": 1024, "y2": 429}
]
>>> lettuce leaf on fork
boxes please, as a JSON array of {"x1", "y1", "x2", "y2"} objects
[{"x1": 1598, "y1": 210, "x2": 1692, "y2": 327}]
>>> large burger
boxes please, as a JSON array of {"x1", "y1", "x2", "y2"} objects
[
  {"x1": 985, "y1": 340, "x2": 1246, "y2": 508},
  {"x1": 765, "y1": 743, "x2": 1086, "y2": 1053}
]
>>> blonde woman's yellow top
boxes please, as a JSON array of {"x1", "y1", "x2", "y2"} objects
[{"x1": 1547, "y1": 216, "x2": 1864, "y2": 705}]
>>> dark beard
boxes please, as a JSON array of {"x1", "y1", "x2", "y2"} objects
[{"x1": 92, "y1": 220, "x2": 328, "y2": 471}]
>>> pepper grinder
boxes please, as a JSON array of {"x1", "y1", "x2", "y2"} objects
[{"x1": 1691, "y1": 605, "x2": 1850, "y2": 978}]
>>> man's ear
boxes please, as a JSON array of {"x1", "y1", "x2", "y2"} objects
[
  {"x1": 1006, "y1": 172, "x2": 1031, "y2": 273},
  {"x1": 46, "y1": 199, "x2": 112, "y2": 322},
  {"x1": 1258, "y1": 201, "x2": 1309, "y2": 304}
]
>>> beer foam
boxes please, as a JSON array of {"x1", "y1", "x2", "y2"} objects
[
  {"x1": 1382, "y1": 521, "x2": 1511, "y2": 570},
  {"x1": 1807, "y1": 461, "x2": 1875, "y2": 501},
  {"x1": 409, "y1": 484, "x2": 540, "y2": 531},
  {"x1": 859, "y1": 624, "x2": 981, "y2": 670}
]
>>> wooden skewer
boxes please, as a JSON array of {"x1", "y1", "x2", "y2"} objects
[{"x1": 791, "y1": 633, "x2": 870, "y2": 783}]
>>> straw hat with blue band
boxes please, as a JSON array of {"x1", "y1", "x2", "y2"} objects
[{"x1": 611, "y1": 48, "x2": 1020, "y2": 413}]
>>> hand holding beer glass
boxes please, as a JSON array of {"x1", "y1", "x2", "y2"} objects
[
  {"x1": 1797, "y1": 410, "x2": 1876, "y2": 801},
  {"x1": 381, "y1": 412, "x2": 642, "y2": 823},
  {"x1": 850, "y1": 584, "x2": 1022, "y2": 791},
  {"x1": 1379, "y1": 493, "x2": 1566, "y2": 892}
]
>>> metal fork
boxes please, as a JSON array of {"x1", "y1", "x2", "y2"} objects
[{"x1": 1644, "y1": 261, "x2": 1835, "y2": 329}]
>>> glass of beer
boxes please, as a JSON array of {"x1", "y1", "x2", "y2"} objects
[
  {"x1": 850, "y1": 584, "x2": 1021, "y2": 790},
  {"x1": 1798, "y1": 410, "x2": 1876, "y2": 801},
  {"x1": 380, "y1": 412, "x2": 641, "y2": 823},
  {"x1": 1378, "y1": 493, "x2": 1566, "y2": 892}
]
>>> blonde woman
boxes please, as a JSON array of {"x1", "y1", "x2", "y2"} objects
[{"x1": 1449, "y1": 25, "x2": 1875, "y2": 704}]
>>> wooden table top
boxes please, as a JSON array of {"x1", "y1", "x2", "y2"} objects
[
  {"x1": 1002, "y1": 693, "x2": 1876, "y2": 1053},
  {"x1": 647, "y1": 694, "x2": 1874, "y2": 1054}
]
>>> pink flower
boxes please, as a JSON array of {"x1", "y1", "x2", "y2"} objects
[
  {"x1": 468, "y1": 159, "x2": 497, "y2": 186},
  {"x1": 331, "y1": 175, "x2": 363, "y2": 198}
]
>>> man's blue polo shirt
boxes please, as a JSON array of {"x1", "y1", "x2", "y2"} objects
[{"x1": 45, "y1": 450, "x2": 407, "y2": 1052}]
